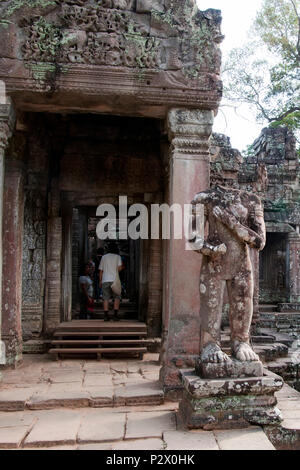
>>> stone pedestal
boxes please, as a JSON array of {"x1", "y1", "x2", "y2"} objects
[
  {"x1": 179, "y1": 368, "x2": 283, "y2": 430},
  {"x1": 160, "y1": 108, "x2": 213, "y2": 397}
]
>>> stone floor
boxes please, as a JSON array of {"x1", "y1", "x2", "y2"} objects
[{"x1": 0, "y1": 354, "x2": 286, "y2": 450}]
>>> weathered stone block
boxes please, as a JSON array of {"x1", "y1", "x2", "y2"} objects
[
  {"x1": 179, "y1": 369, "x2": 283, "y2": 430},
  {"x1": 137, "y1": 0, "x2": 165, "y2": 13},
  {"x1": 181, "y1": 369, "x2": 283, "y2": 398},
  {"x1": 196, "y1": 358, "x2": 264, "y2": 379}
]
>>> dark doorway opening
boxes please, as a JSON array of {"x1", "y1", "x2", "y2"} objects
[
  {"x1": 259, "y1": 232, "x2": 289, "y2": 304},
  {"x1": 71, "y1": 206, "x2": 140, "y2": 320}
]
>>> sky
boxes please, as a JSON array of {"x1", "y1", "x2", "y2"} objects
[{"x1": 196, "y1": 0, "x2": 264, "y2": 151}]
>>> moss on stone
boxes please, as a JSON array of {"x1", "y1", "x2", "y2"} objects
[{"x1": 1, "y1": 0, "x2": 56, "y2": 18}]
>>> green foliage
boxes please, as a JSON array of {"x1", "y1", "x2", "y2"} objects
[
  {"x1": 223, "y1": 0, "x2": 300, "y2": 144},
  {"x1": 242, "y1": 144, "x2": 256, "y2": 159}
]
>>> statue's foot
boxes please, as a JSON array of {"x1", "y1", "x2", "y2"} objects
[
  {"x1": 232, "y1": 341, "x2": 259, "y2": 362},
  {"x1": 201, "y1": 342, "x2": 231, "y2": 363}
]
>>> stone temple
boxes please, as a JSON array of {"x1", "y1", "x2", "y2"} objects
[{"x1": 0, "y1": 0, "x2": 300, "y2": 448}]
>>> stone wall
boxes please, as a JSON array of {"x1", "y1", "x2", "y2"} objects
[
  {"x1": 21, "y1": 118, "x2": 49, "y2": 340},
  {"x1": 22, "y1": 185, "x2": 47, "y2": 339}
]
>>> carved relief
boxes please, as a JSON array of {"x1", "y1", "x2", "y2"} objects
[
  {"x1": 55, "y1": 0, "x2": 132, "y2": 9},
  {"x1": 22, "y1": 18, "x2": 62, "y2": 62},
  {"x1": 61, "y1": 5, "x2": 142, "y2": 33},
  {"x1": 22, "y1": 13, "x2": 161, "y2": 68},
  {"x1": 19, "y1": 1, "x2": 222, "y2": 76},
  {"x1": 0, "y1": 121, "x2": 10, "y2": 151}
]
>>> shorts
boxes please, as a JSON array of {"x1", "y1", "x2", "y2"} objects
[{"x1": 102, "y1": 282, "x2": 121, "y2": 301}]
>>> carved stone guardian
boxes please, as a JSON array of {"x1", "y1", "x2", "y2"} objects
[{"x1": 179, "y1": 186, "x2": 284, "y2": 429}]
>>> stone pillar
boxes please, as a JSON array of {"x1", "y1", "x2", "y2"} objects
[
  {"x1": 160, "y1": 108, "x2": 214, "y2": 396},
  {"x1": 0, "y1": 83, "x2": 15, "y2": 367},
  {"x1": 250, "y1": 248, "x2": 260, "y2": 328},
  {"x1": 147, "y1": 238, "x2": 162, "y2": 337},
  {"x1": 44, "y1": 181, "x2": 62, "y2": 333},
  {"x1": 62, "y1": 202, "x2": 73, "y2": 322},
  {"x1": 2, "y1": 159, "x2": 25, "y2": 366},
  {"x1": 288, "y1": 232, "x2": 300, "y2": 303}
]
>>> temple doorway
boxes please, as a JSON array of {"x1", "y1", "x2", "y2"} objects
[
  {"x1": 71, "y1": 206, "x2": 140, "y2": 320},
  {"x1": 259, "y1": 232, "x2": 289, "y2": 304}
]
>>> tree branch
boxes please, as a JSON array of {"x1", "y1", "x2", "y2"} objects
[
  {"x1": 269, "y1": 106, "x2": 300, "y2": 122},
  {"x1": 289, "y1": 0, "x2": 300, "y2": 60}
]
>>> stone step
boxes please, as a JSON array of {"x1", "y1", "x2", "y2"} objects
[
  {"x1": 51, "y1": 339, "x2": 150, "y2": 345},
  {"x1": 53, "y1": 331, "x2": 147, "y2": 337},
  {"x1": 278, "y1": 303, "x2": 300, "y2": 312},
  {"x1": 266, "y1": 351, "x2": 300, "y2": 381},
  {"x1": 258, "y1": 312, "x2": 300, "y2": 331},
  {"x1": 254, "y1": 343, "x2": 289, "y2": 362},
  {"x1": 259, "y1": 304, "x2": 278, "y2": 313},
  {"x1": 264, "y1": 384, "x2": 300, "y2": 450},
  {"x1": 221, "y1": 335, "x2": 276, "y2": 348},
  {"x1": 222, "y1": 342, "x2": 289, "y2": 362},
  {"x1": 259, "y1": 328, "x2": 296, "y2": 347},
  {"x1": 49, "y1": 347, "x2": 147, "y2": 360},
  {"x1": 56, "y1": 321, "x2": 147, "y2": 333}
]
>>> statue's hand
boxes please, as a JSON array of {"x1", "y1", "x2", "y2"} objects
[
  {"x1": 201, "y1": 242, "x2": 227, "y2": 259},
  {"x1": 215, "y1": 243, "x2": 227, "y2": 255},
  {"x1": 212, "y1": 206, "x2": 223, "y2": 220}
]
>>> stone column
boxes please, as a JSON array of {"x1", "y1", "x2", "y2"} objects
[
  {"x1": 288, "y1": 232, "x2": 300, "y2": 303},
  {"x1": 44, "y1": 181, "x2": 62, "y2": 333},
  {"x1": 250, "y1": 248, "x2": 260, "y2": 327},
  {"x1": 2, "y1": 159, "x2": 25, "y2": 366},
  {"x1": 62, "y1": 202, "x2": 73, "y2": 322},
  {"x1": 0, "y1": 83, "x2": 15, "y2": 368},
  {"x1": 160, "y1": 108, "x2": 214, "y2": 397},
  {"x1": 147, "y1": 238, "x2": 162, "y2": 337}
]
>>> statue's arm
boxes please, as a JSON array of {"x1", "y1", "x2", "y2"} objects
[
  {"x1": 249, "y1": 201, "x2": 266, "y2": 251},
  {"x1": 213, "y1": 205, "x2": 265, "y2": 250},
  {"x1": 189, "y1": 206, "x2": 227, "y2": 257}
]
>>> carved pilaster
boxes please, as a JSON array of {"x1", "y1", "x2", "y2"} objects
[
  {"x1": 288, "y1": 232, "x2": 300, "y2": 303},
  {"x1": 44, "y1": 181, "x2": 62, "y2": 333},
  {"x1": 160, "y1": 108, "x2": 214, "y2": 397},
  {"x1": 0, "y1": 83, "x2": 16, "y2": 369},
  {"x1": 168, "y1": 109, "x2": 214, "y2": 161},
  {"x1": 0, "y1": 103, "x2": 15, "y2": 152},
  {"x1": 2, "y1": 158, "x2": 25, "y2": 367}
]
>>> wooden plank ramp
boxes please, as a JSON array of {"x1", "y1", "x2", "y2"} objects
[{"x1": 49, "y1": 320, "x2": 148, "y2": 360}]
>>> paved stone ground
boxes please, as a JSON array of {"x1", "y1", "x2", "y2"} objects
[
  {"x1": 0, "y1": 354, "x2": 164, "y2": 410},
  {"x1": 0, "y1": 354, "x2": 277, "y2": 450}
]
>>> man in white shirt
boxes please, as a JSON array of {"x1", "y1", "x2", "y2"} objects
[{"x1": 99, "y1": 243, "x2": 124, "y2": 321}]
